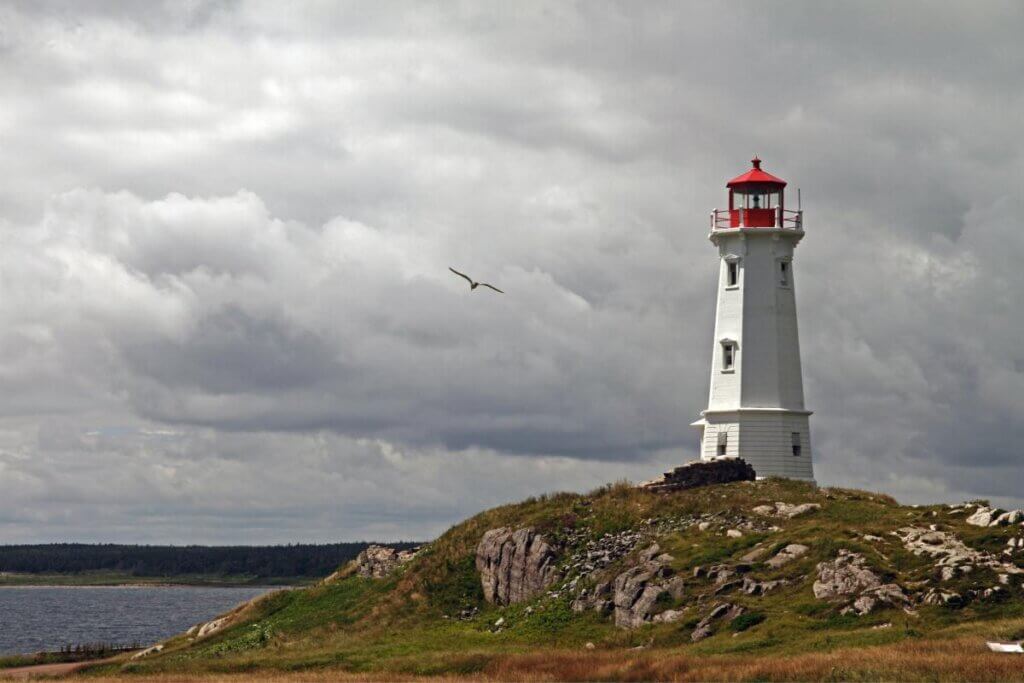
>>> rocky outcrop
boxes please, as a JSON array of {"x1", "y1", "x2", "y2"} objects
[
  {"x1": 813, "y1": 550, "x2": 881, "y2": 598},
  {"x1": 922, "y1": 588, "x2": 963, "y2": 607},
  {"x1": 691, "y1": 602, "x2": 745, "y2": 642},
  {"x1": 813, "y1": 550, "x2": 909, "y2": 615},
  {"x1": 641, "y1": 458, "x2": 756, "y2": 493},
  {"x1": 197, "y1": 616, "x2": 230, "y2": 638},
  {"x1": 966, "y1": 507, "x2": 1002, "y2": 526},
  {"x1": 355, "y1": 544, "x2": 419, "y2": 579},
  {"x1": 965, "y1": 505, "x2": 1024, "y2": 527},
  {"x1": 766, "y1": 543, "x2": 809, "y2": 568},
  {"x1": 894, "y1": 526, "x2": 1024, "y2": 578},
  {"x1": 476, "y1": 527, "x2": 562, "y2": 605},
  {"x1": 752, "y1": 502, "x2": 821, "y2": 519},
  {"x1": 573, "y1": 543, "x2": 685, "y2": 628}
]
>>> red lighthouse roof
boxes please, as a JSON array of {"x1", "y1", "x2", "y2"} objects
[{"x1": 726, "y1": 156, "x2": 787, "y2": 188}]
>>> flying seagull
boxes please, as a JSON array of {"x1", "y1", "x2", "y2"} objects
[{"x1": 449, "y1": 267, "x2": 504, "y2": 293}]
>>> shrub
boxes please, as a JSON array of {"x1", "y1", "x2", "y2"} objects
[{"x1": 730, "y1": 612, "x2": 765, "y2": 632}]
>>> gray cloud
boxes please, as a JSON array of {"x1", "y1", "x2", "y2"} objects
[{"x1": 0, "y1": 1, "x2": 1021, "y2": 542}]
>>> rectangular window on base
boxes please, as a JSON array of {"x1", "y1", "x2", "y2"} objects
[
  {"x1": 779, "y1": 261, "x2": 790, "y2": 287},
  {"x1": 727, "y1": 261, "x2": 739, "y2": 287},
  {"x1": 791, "y1": 432, "x2": 801, "y2": 457},
  {"x1": 717, "y1": 432, "x2": 728, "y2": 457}
]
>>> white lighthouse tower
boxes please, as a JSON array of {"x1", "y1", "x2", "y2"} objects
[{"x1": 692, "y1": 157, "x2": 814, "y2": 481}]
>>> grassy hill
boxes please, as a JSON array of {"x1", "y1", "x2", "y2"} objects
[{"x1": 93, "y1": 479, "x2": 1024, "y2": 681}]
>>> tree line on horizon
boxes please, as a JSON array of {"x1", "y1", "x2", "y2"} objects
[{"x1": 0, "y1": 542, "x2": 419, "y2": 578}]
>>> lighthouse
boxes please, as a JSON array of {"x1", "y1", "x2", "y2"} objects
[{"x1": 691, "y1": 157, "x2": 814, "y2": 481}]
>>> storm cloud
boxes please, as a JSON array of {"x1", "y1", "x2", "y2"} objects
[{"x1": 0, "y1": 1, "x2": 1022, "y2": 543}]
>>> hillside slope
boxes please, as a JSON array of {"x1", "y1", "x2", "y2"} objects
[{"x1": 107, "y1": 479, "x2": 1024, "y2": 680}]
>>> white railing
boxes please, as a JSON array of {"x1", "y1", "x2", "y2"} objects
[{"x1": 710, "y1": 207, "x2": 803, "y2": 230}]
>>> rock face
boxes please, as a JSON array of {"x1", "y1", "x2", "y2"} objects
[
  {"x1": 356, "y1": 544, "x2": 419, "y2": 579},
  {"x1": 813, "y1": 550, "x2": 881, "y2": 599},
  {"x1": 813, "y1": 550, "x2": 909, "y2": 615},
  {"x1": 476, "y1": 527, "x2": 562, "y2": 605},
  {"x1": 573, "y1": 543, "x2": 685, "y2": 628},
  {"x1": 641, "y1": 458, "x2": 756, "y2": 493}
]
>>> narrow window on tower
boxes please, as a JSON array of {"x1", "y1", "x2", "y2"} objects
[
  {"x1": 722, "y1": 342, "x2": 736, "y2": 371},
  {"x1": 726, "y1": 260, "x2": 739, "y2": 288},
  {"x1": 779, "y1": 260, "x2": 790, "y2": 287},
  {"x1": 791, "y1": 432, "x2": 801, "y2": 456},
  {"x1": 717, "y1": 432, "x2": 728, "y2": 457}
]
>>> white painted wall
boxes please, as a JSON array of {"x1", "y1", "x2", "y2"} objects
[{"x1": 695, "y1": 226, "x2": 814, "y2": 482}]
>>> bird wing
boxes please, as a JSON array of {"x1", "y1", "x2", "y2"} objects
[
  {"x1": 449, "y1": 267, "x2": 475, "y2": 286},
  {"x1": 480, "y1": 283, "x2": 504, "y2": 294}
]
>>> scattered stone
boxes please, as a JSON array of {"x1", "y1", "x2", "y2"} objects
[
  {"x1": 894, "y1": 526, "x2": 1024, "y2": 578},
  {"x1": 752, "y1": 502, "x2": 822, "y2": 519},
  {"x1": 652, "y1": 609, "x2": 685, "y2": 624},
  {"x1": 767, "y1": 544, "x2": 809, "y2": 569},
  {"x1": 726, "y1": 529, "x2": 743, "y2": 538},
  {"x1": 922, "y1": 588, "x2": 963, "y2": 607},
  {"x1": 197, "y1": 617, "x2": 229, "y2": 638},
  {"x1": 872, "y1": 622, "x2": 892, "y2": 630},
  {"x1": 740, "y1": 545, "x2": 768, "y2": 563},
  {"x1": 131, "y1": 644, "x2": 164, "y2": 659},
  {"x1": 698, "y1": 522, "x2": 712, "y2": 532},
  {"x1": 584, "y1": 642, "x2": 595, "y2": 650},
  {"x1": 641, "y1": 458, "x2": 756, "y2": 493},
  {"x1": 740, "y1": 576, "x2": 788, "y2": 595},
  {"x1": 691, "y1": 603, "x2": 744, "y2": 642},
  {"x1": 355, "y1": 544, "x2": 419, "y2": 579},
  {"x1": 476, "y1": 528, "x2": 562, "y2": 605},
  {"x1": 995, "y1": 510, "x2": 1024, "y2": 526}
]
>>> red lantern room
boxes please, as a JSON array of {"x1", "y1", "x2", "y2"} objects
[{"x1": 712, "y1": 157, "x2": 802, "y2": 230}]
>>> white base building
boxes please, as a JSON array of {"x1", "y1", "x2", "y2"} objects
[{"x1": 692, "y1": 158, "x2": 814, "y2": 482}]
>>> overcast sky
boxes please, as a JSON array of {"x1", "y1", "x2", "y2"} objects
[{"x1": 0, "y1": 1, "x2": 1022, "y2": 544}]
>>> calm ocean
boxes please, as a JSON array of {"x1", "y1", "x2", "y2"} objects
[{"x1": 0, "y1": 586, "x2": 275, "y2": 655}]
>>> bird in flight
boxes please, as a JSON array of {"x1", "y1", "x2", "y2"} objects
[{"x1": 449, "y1": 267, "x2": 504, "y2": 293}]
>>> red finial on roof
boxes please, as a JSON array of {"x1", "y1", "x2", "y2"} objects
[{"x1": 726, "y1": 157, "x2": 787, "y2": 188}]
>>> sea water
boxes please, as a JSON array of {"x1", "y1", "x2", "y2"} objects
[{"x1": 0, "y1": 585, "x2": 275, "y2": 655}]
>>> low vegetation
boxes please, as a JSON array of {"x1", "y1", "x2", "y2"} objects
[
  {"x1": 79, "y1": 479, "x2": 1024, "y2": 681},
  {"x1": 0, "y1": 543, "x2": 418, "y2": 585}
]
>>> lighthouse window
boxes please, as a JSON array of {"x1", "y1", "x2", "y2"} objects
[
  {"x1": 727, "y1": 260, "x2": 739, "y2": 287},
  {"x1": 779, "y1": 261, "x2": 790, "y2": 287},
  {"x1": 717, "y1": 432, "x2": 728, "y2": 457},
  {"x1": 791, "y1": 432, "x2": 802, "y2": 457},
  {"x1": 722, "y1": 342, "x2": 736, "y2": 371}
]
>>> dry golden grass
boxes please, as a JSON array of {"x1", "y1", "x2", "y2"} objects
[{"x1": 20, "y1": 636, "x2": 1019, "y2": 682}]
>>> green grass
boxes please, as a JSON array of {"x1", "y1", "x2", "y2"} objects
[{"x1": 104, "y1": 479, "x2": 1024, "y2": 679}]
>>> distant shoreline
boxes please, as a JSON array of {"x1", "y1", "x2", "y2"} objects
[{"x1": 0, "y1": 572, "x2": 310, "y2": 588}]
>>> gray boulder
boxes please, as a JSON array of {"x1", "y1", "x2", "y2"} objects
[
  {"x1": 813, "y1": 550, "x2": 881, "y2": 599},
  {"x1": 766, "y1": 543, "x2": 809, "y2": 569},
  {"x1": 752, "y1": 502, "x2": 821, "y2": 519},
  {"x1": 355, "y1": 544, "x2": 419, "y2": 579},
  {"x1": 476, "y1": 527, "x2": 562, "y2": 605},
  {"x1": 691, "y1": 603, "x2": 744, "y2": 642},
  {"x1": 966, "y1": 506, "x2": 1002, "y2": 527}
]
